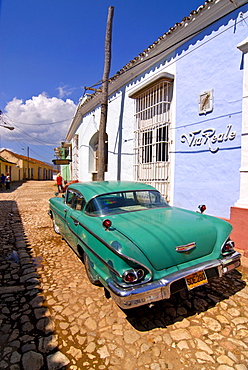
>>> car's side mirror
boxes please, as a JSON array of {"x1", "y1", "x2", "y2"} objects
[{"x1": 55, "y1": 192, "x2": 59, "y2": 197}]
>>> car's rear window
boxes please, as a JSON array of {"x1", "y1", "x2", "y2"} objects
[{"x1": 85, "y1": 190, "x2": 169, "y2": 216}]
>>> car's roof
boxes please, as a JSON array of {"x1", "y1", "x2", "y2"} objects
[{"x1": 68, "y1": 181, "x2": 157, "y2": 201}]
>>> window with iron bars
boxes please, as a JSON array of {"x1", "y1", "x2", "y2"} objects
[{"x1": 134, "y1": 79, "x2": 172, "y2": 199}]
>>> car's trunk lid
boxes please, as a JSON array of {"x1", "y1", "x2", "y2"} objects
[{"x1": 113, "y1": 207, "x2": 219, "y2": 271}]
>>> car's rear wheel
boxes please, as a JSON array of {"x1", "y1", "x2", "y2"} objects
[
  {"x1": 83, "y1": 253, "x2": 101, "y2": 286},
  {"x1": 53, "y1": 218, "x2": 60, "y2": 234}
]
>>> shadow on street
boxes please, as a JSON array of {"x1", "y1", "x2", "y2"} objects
[
  {"x1": 124, "y1": 269, "x2": 246, "y2": 331},
  {"x1": 0, "y1": 181, "x2": 25, "y2": 193},
  {"x1": 0, "y1": 199, "x2": 69, "y2": 369}
]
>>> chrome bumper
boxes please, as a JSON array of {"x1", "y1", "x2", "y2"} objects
[{"x1": 106, "y1": 252, "x2": 241, "y2": 309}]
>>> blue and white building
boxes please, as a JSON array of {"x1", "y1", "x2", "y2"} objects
[{"x1": 65, "y1": 0, "x2": 248, "y2": 234}]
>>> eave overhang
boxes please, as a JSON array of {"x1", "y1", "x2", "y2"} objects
[{"x1": 66, "y1": 0, "x2": 248, "y2": 141}]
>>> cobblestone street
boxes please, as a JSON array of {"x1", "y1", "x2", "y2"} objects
[{"x1": 0, "y1": 181, "x2": 248, "y2": 370}]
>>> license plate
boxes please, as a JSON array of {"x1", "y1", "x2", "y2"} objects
[{"x1": 185, "y1": 270, "x2": 208, "y2": 290}]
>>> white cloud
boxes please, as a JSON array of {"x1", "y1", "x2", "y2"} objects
[
  {"x1": 3, "y1": 93, "x2": 77, "y2": 146},
  {"x1": 57, "y1": 85, "x2": 76, "y2": 99}
]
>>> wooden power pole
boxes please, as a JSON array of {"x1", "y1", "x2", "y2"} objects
[{"x1": 97, "y1": 6, "x2": 114, "y2": 181}]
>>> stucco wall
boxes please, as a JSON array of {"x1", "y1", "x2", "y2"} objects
[
  {"x1": 77, "y1": 88, "x2": 136, "y2": 182},
  {"x1": 73, "y1": 3, "x2": 248, "y2": 220},
  {"x1": 76, "y1": 56, "x2": 176, "y2": 185},
  {"x1": 174, "y1": 7, "x2": 248, "y2": 218}
]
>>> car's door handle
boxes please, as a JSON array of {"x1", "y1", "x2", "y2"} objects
[
  {"x1": 70, "y1": 215, "x2": 79, "y2": 225},
  {"x1": 64, "y1": 209, "x2": 67, "y2": 213}
]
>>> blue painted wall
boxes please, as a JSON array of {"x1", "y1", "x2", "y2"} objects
[{"x1": 174, "y1": 5, "x2": 248, "y2": 218}]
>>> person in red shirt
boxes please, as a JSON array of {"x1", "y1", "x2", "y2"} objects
[{"x1": 56, "y1": 173, "x2": 63, "y2": 193}]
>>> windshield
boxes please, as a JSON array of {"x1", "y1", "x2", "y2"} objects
[{"x1": 85, "y1": 190, "x2": 169, "y2": 216}]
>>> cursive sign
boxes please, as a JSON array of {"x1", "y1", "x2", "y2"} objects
[{"x1": 180, "y1": 124, "x2": 236, "y2": 153}]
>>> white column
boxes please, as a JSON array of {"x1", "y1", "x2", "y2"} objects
[{"x1": 236, "y1": 38, "x2": 248, "y2": 208}]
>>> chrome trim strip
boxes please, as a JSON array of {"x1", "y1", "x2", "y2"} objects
[
  {"x1": 76, "y1": 236, "x2": 122, "y2": 278},
  {"x1": 69, "y1": 215, "x2": 153, "y2": 279},
  {"x1": 50, "y1": 207, "x2": 122, "y2": 278},
  {"x1": 50, "y1": 197, "x2": 153, "y2": 279},
  {"x1": 50, "y1": 207, "x2": 151, "y2": 281},
  {"x1": 87, "y1": 189, "x2": 163, "y2": 201},
  {"x1": 49, "y1": 207, "x2": 65, "y2": 223},
  {"x1": 105, "y1": 252, "x2": 241, "y2": 309}
]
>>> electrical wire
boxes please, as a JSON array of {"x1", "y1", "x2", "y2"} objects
[
  {"x1": 1, "y1": 110, "x2": 66, "y2": 162},
  {"x1": 12, "y1": 127, "x2": 59, "y2": 147},
  {"x1": 4, "y1": 129, "x2": 55, "y2": 161},
  {"x1": 3, "y1": 113, "x2": 73, "y2": 126},
  {"x1": 6, "y1": 129, "x2": 54, "y2": 152}
]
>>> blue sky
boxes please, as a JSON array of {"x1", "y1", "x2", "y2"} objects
[{"x1": 0, "y1": 0, "x2": 205, "y2": 164}]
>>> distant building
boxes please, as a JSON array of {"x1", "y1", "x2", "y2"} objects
[
  {"x1": 0, "y1": 149, "x2": 53, "y2": 181},
  {"x1": 0, "y1": 156, "x2": 15, "y2": 177}
]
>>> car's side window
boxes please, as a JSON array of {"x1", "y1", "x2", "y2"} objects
[
  {"x1": 66, "y1": 190, "x2": 86, "y2": 211},
  {"x1": 74, "y1": 196, "x2": 86, "y2": 211},
  {"x1": 66, "y1": 190, "x2": 74, "y2": 207},
  {"x1": 85, "y1": 199, "x2": 98, "y2": 214}
]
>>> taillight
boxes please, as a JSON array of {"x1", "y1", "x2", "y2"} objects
[
  {"x1": 122, "y1": 269, "x2": 145, "y2": 283},
  {"x1": 103, "y1": 219, "x2": 112, "y2": 229},
  {"x1": 221, "y1": 239, "x2": 235, "y2": 255},
  {"x1": 198, "y1": 204, "x2": 207, "y2": 213}
]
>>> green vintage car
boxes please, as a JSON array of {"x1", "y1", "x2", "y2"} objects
[{"x1": 48, "y1": 181, "x2": 240, "y2": 309}]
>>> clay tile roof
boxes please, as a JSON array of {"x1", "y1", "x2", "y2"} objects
[
  {"x1": 80, "y1": 0, "x2": 214, "y2": 107},
  {"x1": 1, "y1": 149, "x2": 53, "y2": 168}
]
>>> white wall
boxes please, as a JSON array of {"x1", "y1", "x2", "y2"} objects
[{"x1": 76, "y1": 60, "x2": 176, "y2": 187}]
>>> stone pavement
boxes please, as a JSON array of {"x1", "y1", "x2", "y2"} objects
[{"x1": 0, "y1": 181, "x2": 248, "y2": 370}]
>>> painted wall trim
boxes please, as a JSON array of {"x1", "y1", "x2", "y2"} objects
[{"x1": 128, "y1": 72, "x2": 174, "y2": 98}]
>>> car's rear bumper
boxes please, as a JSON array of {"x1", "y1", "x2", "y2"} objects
[{"x1": 106, "y1": 252, "x2": 241, "y2": 309}]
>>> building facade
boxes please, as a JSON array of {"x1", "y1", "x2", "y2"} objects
[
  {"x1": 0, "y1": 149, "x2": 54, "y2": 181},
  {"x1": 65, "y1": 0, "x2": 248, "y2": 252},
  {"x1": 0, "y1": 156, "x2": 15, "y2": 179}
]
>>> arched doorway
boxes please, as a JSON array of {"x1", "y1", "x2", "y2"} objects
[{"x1": 89, "y1": 132, "x2": 108, "y2": 181}]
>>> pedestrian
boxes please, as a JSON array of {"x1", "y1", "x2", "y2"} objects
[
  {"x1": 1, "y1": 173, "x2": 6, "y2": 190},
  {"x1": 5, "y1": 173, "x2": 10, "y2": 190},
  {"x1": 63, "y1": 180, "x2": 67, "y2": 193},
  {"x1": 56, "y1": 173, "x2": 63, "y2": 193}
]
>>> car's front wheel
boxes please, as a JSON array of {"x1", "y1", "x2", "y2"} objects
[{"x1": 83, "y1": 253, "x2": 101, "y2": 286}]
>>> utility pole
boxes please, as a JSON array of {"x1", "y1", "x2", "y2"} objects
[{"x1": 97, "y1": 6, "x2": 114, "y2": 181}]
